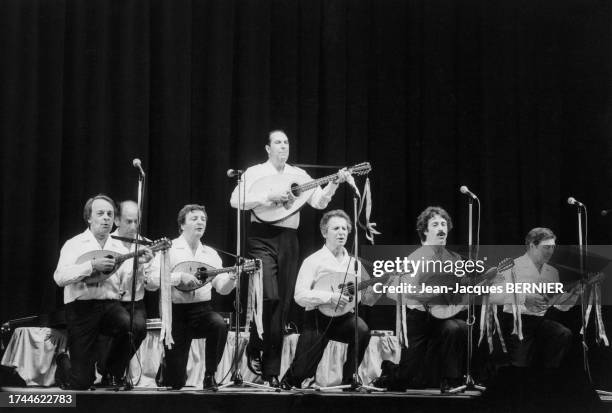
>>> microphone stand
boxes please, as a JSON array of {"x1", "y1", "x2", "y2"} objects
[
  {"x1": 219, "y1": 172, "x2": 271, "y2": 391},
  {"x1": 120, "y1": 169, "x2": 145, "y2": 391},
  {"x1": 449, "y1": 196, "x2": 485, "y2": 393},
  {"x1": 574, "y1": 204, "x2": 593, "y2": 382}
]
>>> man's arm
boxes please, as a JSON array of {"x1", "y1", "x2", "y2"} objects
[
  {"x1": 53, "y1": 242, "x2": 94, "y2": 287},
  {"x1": 229, "y1": 166, "x2": 275, "y2": 210},
  {"x1": 307, "y1": 168, "x2": 350, "y2": 210},
  {"x1": 294, "y1": 258, "x2": 340, "y2": 308}
]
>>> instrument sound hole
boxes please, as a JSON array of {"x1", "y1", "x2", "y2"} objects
[{"x1": 290, "y1": 183, "x2": 301, "y2": 197}]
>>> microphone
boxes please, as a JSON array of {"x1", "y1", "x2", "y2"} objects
[
  {"x1": 133, "y1": 158, "x2": 145, "y2": 177},
  {"x1": 346, "y1": 175, "x2": 361, "y2": 198},
  {"x1": 601, "y1": 209, "x2": 610, "y2": 216},
  {"x1": 226, "y1": 169, "x2": 243, "y2": 178},
  {"x1": 567, "y1": 197, "x2": 585, "y2": 208},
  {"x1": 459, "y1": 185, "x2": 478, "y2": 200}
]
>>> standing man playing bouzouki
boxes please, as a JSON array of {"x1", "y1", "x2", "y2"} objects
[
  {"x1": 229, "y1": 130, "x2": 350, "y2": 387},
  {"x1": 280, "y1": 210, "x2": 374, "y2": 389},
  {"x1": 53, "y1": 194, "x2": 154, "y2": 390}
]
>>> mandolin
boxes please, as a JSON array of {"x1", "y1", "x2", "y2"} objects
[
  {"x1": 250, "y1": 162, "x2": 372, "y2": 224},
  {"x1": 428, "y1": 257, "x2": 514, "y2": 319},
  {"x1": 315, "y1": 272, "x2": 394, "y2": 317},
  {"x1": 76, "y1": 238, "x2": 172, "y2": 285},
  {"x1": 173, "y1": 259, "x2": 261, "y2": 292}
]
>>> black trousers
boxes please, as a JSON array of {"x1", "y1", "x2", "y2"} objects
[
  {"x1": 247, "y1": 223, "x2": 299, "y2": 377},
  {"x1": 163, "y1": 301, "x2": 228, "y2": 389},
  {"x1": 284, "y1": 311, "x2": 370, "y2": 386},
  {"x1": 501, "y1": 312, "x2": 572, "y2": 368},
  {"x1": 391, "y1": 309, "x2": 467, "y2": 388},
  {"x1": 96, "y1": 300, "x2": 147, "y2": 377},
  {"x1": 64, "y1": 299, "x2": 134, "y2": 389}
]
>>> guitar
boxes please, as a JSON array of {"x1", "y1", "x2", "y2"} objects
[
  {"x1": 173, "y1": 259, "x2": 261, "y2": 292},
  {"x1": 76, "y1": 238, "x2": 172, "y2": 285},
  {"x1": 316, "y1": 272, "x2": 394, "y2": 317},
  {"x1": 250, "y1": 162, "x2": 372, "y2": 224},
  {"x1": 428, "y1": 257, "x2": 514, "y2": 319}
]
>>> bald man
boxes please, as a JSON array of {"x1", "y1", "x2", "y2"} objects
[{"x1": 96, "y1": 200, "x2": 159, "y2": 386}]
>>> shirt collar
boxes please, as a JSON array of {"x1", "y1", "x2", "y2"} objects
[
  {"x1": 174, "y1": 234, "x2": 203, "y2": 252},
  {"x1": 82, "y1": 228, "x2": 113, "y2": 249},
  {"x1": 321, "y1": 244, "x2": 349, "y2": 263}
]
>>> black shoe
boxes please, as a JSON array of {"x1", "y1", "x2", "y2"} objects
[
  {"x1": 280, "y1": 375, "x2": 297, "y2": 390},
  {"x1": 98, "y1": 371, "x2": 112, "y2": 387},
  {"x1": 54, "y1": 352, "x2": 70, "y2": 389},
  {"x1": 203, "y1": 373, "x2": 218, "y2": 390},
  {"x1": 110, "y1": 375, "x2": 126, "y2": 388},
  {"x1": 263, "y1": 375, "x2": 280, "y2": 388},
  {"x1": 440, "y1": 377, "x2": 462, "y2": 393},
  {"x1": 371, "y1": 374, "x2": 389, "y2": 389},
  {"x1": 246, "y1": 343, "x2": 263, "y2": 377}
]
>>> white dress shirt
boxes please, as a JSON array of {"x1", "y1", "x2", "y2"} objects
[
  {"x1": 54, "y1": 229, "x2": 136, "y2": 304},
  {"x1": 149, "y1": 235, "x2": 235, "y2": 304},
  {"x1": 294, "y1": 245, "x2": 365, "y2": 311},
  {"x1": 109, "y1": 230, "x2": 160, "y2": 302},
  {"x1": 496, "y1": 253, "x2": 576, "y2": 317},
  {"x1": 229, "y1": 160, "x2": 339, "y2": 229}
]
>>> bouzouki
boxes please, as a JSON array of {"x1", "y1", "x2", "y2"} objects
[
  {"x1": 428, "y1": 257, "x2": 514, "y2": 319},
  {"x1": 251, "y1": 162, "x2": 372, "y2": 224},
  {"x1": 76, "y1": 238, "x2": 172, "y2": 285},
  {"x1": 544, "y1": 272, "x2": 604, "y2": 307},
  {"x1": 316, "y1": 272, "x2": 394, "y2": 317},
  {"x1": 173, "y1": 259, "x2": 261, "y2": 292}
]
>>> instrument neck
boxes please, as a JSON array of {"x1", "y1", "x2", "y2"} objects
[{"x1": 298, "y1": 173, "x2": 338, "y2": 192}]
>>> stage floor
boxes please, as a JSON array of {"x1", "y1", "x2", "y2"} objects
[{"x1": 1, "y1": 385, "x2": 610, "y2": 413}]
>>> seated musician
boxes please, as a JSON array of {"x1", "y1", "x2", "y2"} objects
[
  {"x1": 377, "y1": 206, "x2": 468, "y2": 391},
  {"x1": 491, "y1": 228, "x2": 578, "y2": 370},
  {"x1": 96, "y1": 200, "x2": 159, "y2": 386},
  {"x1": 147, "y1": 204, "x2": 236, "y2": 390},
  {"x1": 53, "y1": 194, "x2": 154, "y2": 390},
  {"x1": 280, "y1": 209, "x2": 375, "y2": 389}
]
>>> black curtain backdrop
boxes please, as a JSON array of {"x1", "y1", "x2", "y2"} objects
[{"x1": 1, "y1": 0, "x2": 612, "y2": 375}]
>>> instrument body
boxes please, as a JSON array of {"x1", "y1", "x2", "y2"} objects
[
  {"x1": 544, "y1": 271, "x2": 604, "y2": 307},
  {"x1": 173, "y1": 259, "x2": 260, "y2": 292},
  {"x1": 250, "y1": 162, "x2": 372, "y2": 224},
  {"x1": 76, "y1": 238, "x2": 171, "y2": 285},
  {"x1": 316, "y1": 271, "x2": 392, "y2": 317},
  {"x1": 428, "y1": 258, "x2": 514, "y2": 319}
]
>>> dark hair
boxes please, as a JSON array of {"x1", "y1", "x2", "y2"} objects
[
  {"x1": 320, "y1": 209, "x2": 352, "y2": 235},
  {"x1": 525, "y1": 227, "x2": 556, "y2": 247},
  {"x1": 83, "y1": 194, "x2": 117, "y2": 223},
  {"x1": 268, "y1": 129, "x2": 288, "y2": 145},
  {"x1": 415, "y1": 206, "x2": 453, "y2": 242},
  {"x1": 118, "y1": 200, "x2": 138, "y2": 219},
  {"x1": 177, "y1": 204, "x2": 207, "y2": 233}
]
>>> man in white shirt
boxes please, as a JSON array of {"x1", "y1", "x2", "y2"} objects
[
  {"x1": 496, "y1": 228, "x2": 576, "y2": 369},
  {"x1": 378, "y1": 206, "x2": 468, "y2": 391},
  {"x1": 53, "y1": 195, "x2": 153, "y2": 390},
  {"x1": 148, "y1": 204, "x2": 236, "y2": 390},
  {"x1": 280, "y1": 210, "x2": 372, "y2": 389},
  {"x1": 229, "y1": 130, "x2": 350, "y2": 387},
  {"x1": 97, "y1": 200, "x2": 159, "y2": 386}
]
